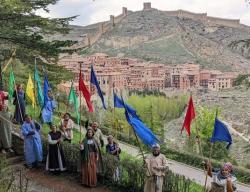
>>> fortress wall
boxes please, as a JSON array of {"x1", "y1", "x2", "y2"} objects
[
  {"x1": 164, "y1": 10, "x2": 179, "y2": 17},
  {"x1": 207, "y1": 16, "x2": 240, "y2": 28},
  {"x1": 114, "y1": 14, "x2": 125, "y2": 24},
  {"x1": 178, "y1": 10, "x2": 207, "y2": 21}
]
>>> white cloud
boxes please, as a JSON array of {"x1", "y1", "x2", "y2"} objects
[{"x1": 36, "y1": 0, "x2": 250, "y2": 26}]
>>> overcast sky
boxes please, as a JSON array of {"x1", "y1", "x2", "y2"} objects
[{"x1": 37, "y1": 0, "x2": 250, "y2": 26}]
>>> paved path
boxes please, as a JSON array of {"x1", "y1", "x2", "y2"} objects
[{"x1": 116, "y1": 140, "x2": 250, "y2": 192}]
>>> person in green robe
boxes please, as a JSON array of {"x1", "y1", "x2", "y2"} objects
[{"x1": 0, "y1": 102, "x2": 13, "y2": 154}]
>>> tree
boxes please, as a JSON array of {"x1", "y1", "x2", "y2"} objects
[{"x1": 0, "y1": 0, "x2": 77, "y2": 64}]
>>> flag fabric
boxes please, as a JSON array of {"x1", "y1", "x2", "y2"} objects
[
  {"x1": 211, "y1": 118, "x2": 233, "y2": 149},
  {"x1": 68, "y1": 83, "x2": 80, "y2": 124},
  {"x1": 79, "y1": 70, "x2": 94, "y2": 112},
  {"x1": 181, "y1": 96, "x2": 195, "y2": 136},
  {"x1": 90, "y1": 65, "x2": 107, "y2": 109},
  {"x1": 122, "y1": 97, "x2": 159, "y2": 147},
  {"x1": 26, "y1": 74, "x2": 36, "y2": 108},
  {"x1": 34, "y1": 66, "x2": 44, "y2": 107},
  {"x1": 8, "y1": 69, "x2": 15, "y2": 101},
  {"x1": 43, "y1": 75, "x2": 51, "y2": 107},
  {"x1": 113, "y1": 92, "x2": 139, "y2": 119}
]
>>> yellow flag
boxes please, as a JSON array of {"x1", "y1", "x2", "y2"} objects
[{"x1": 26, "y1": 74, "x2": 36, "y2": 108}]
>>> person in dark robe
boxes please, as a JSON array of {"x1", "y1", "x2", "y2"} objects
[
  {"x1": 106, "y1": 135, "x2": 121, "y2": 181},
  {"x1": 46, "y1": 124, "x2": 66, "y2": 172},
  {"x1": 13, "y1": 84, "x2": 26, "y2": 124},
  {"x1": 80, "y1": 128, "x2": 102, "y2": 187},
  {"x1": 21, "y1": 114, "x2": 43, "y2": 168}
]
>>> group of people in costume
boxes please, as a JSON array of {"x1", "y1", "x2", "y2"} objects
[{"x1": 0, "y1": 87, "x2": 238, "y2": 192}]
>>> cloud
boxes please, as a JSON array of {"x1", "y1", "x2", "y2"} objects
[{"x1": 36, "y1": 0, "x2": 250, "y2": 26}]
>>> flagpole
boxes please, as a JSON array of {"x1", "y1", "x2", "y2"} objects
[
  {"x1": 204, "y1": 107, "x2": 218, "y2": 190},
  {"x1": 112, "y1": 82, "x2": 118, "y2": 139},
  {"x1": 79, "y1": 61, "x2": 83, "y2": 142},
  {"x1": 34, "y1": 57, "x2": 37, "y2": 119}
]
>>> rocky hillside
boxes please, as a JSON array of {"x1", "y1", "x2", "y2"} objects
[{"x1": 59, "y1": 8, "x2": 250, "y2": 72}]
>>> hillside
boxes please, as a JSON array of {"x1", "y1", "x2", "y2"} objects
[{"x1": 56, "y1": 7, "x2": 250, "y2": 72}]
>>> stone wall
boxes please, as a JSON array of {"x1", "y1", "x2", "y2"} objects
[{"x1": 163, "y1": 9, "x2": 240, "y2": 28}]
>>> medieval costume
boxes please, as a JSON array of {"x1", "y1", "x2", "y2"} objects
[
  {"x1": 46, "y1": 126, "x2": 66, "y2": 172},
  {"x1": 60, "y1": 113, "x2": 74, "y2": 143},
  {"x1": 13, "y1": 88, "x2": 26, "y2": 124},
  {"x1": 144, "y1": 144, "x2": 167, "y2": 192},
  {"x1": 92, "y1": 122, "x2": 104, "y2": 147},
  {"x1": 0, "y1": 92, "x2": 12, "y2": 153},
  {"x1": 80, "y1": 128, "x2": 103, "y2": 187},
  {"x1": 205, "y1": 162, "x2": 237, "y2": 192},
  {"x1": 106, "y1": 135, "x2": 121, "y2": 181},
  {"x1": 22, "y1": 116, "x2": 43, "y2": 167},
  {"x1": 41, "y1": 96, "x2": 57, "y2": 124}
]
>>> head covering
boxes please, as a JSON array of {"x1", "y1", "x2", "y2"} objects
[
  {"x1": 223, "y1": 162, "x2": 233, "y2": 172},
  {"x1": 152, "y1": 143, "x2": 160, "y2": 149},
  {"x1": 107, "y1": 135, "x2": 113, "y2": 140}
]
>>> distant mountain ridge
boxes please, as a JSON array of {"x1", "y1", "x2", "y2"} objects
[{"x1": 55, "y1": 3, "x2": 250, "y2": 72}]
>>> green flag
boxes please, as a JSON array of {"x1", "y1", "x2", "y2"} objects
[
  {"x1": 34, "y1": 66, "x2": 44, "y2": 107},
  {"x1": 68, "y1": 83, "x2": 80, "y2": 124},
  {"x1": 8, "y1": 69, "x2": 15, "y2": 101}
]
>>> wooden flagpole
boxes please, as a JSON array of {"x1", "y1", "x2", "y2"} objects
[
  {"x1": 204, "y1": 108, "x2": 218, "y2": 190},
  {"x1": 34, "y1": 57, "x2": 37, "y2": 119},
  {"x1": 79, "y1": 61, "x2": 83, "y2": 142}
]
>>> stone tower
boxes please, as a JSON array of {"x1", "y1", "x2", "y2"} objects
[{"x1": 143, "y1": 2, "x2": 151, "y2": 10}]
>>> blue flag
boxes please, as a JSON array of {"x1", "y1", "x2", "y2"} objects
[
  {"x1": 113, "y1": 92, "x2": 139, "y2": 119},
  {"x1": 211, "y1": 118, "x2": 233, "y2": 149},
  {"x1": 90, "y1": 65, "x2": 106, "y2": 109},
  {"x1": 122, "y1": 97, "x2": 159, "y2": 147},
  {"x1": 43, "y1": 75, "x2": 51, "y2": 107}
]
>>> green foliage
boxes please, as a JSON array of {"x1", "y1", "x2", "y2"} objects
[{"x1": 0, "y1": 0, "x2": 77, "y2": 63}]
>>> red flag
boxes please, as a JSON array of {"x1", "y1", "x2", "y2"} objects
[
  {"x1": 181, "y1": 96, "x2": 195, "y2": 136},
  {"x1": 79, "y1": 71, "x2": 94, "y2": 112}
]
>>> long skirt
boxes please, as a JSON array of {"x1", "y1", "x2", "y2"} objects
[
  {"x1": 46, "y1": 144, "x2": 66, "y2": 171},
  {"x1": 81, "y1": 152, "x2": 97, "y2": 187},
  {"x1": 144, "y1": 176, "x2": 164, "y2": 192},
  {"x1": 209, "y1": 182, "x2": 226, "y2": 192}
]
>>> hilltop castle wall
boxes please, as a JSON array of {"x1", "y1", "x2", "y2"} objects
[{"x1": 163, "y1": 9, "x2": 240, "y2": 28}]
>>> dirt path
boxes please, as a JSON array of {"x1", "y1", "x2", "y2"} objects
[{"x1": 26, "y1": 169, "x2": 110, "y2": 192}]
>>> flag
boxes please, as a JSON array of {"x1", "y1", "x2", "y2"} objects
[
  {"x1": 34, "y1": 66, "x2": 44, "y2": 107},
  {"x1": 79, "y1": 70, "x2": 93, "y2": 112},
  {"x1": 26, "y1": 74, "x2": 36, "y2": 108},
  {"x1": 181, "y1": 96, "x2": 195, "y2": 136},
  {"x1": 68, "y1": 83, "x2": 80, "y2": 124},
  {"x1": 43, "y1": 74, "x2": 51, "y2": 107},
  {"x1": 8, "y1": 68, "x2": 15, "y2": 101},
  {"x1": 113, "y1": 92, "x2": 139, "y2": 119},
  {"x1": 90, "y1": 65, "x2": 106, "y2": 109},
  {"x1": 122, "y1": 97, "x2": 159, "y2": 147},
  {"x1": 211, "y1": 118, "x2": 233, "y2": 149}
]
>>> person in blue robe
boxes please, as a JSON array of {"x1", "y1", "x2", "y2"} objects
[
  {"x1": 22, "y1": 114, "x2": 43, "y2": 168},
  {"x1": 13, "y1": 84, "x2": 26, "y2": 124},
  {"x1": 41, "y1": 90, "x2": 57, "y2": 124}
]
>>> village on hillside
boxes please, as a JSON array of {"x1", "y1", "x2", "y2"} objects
[{"x1": 58, "y1": 53, "x2": 238, "y2": 95}]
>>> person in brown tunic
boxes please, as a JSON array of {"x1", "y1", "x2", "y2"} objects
[
  {"x1": 144, "y1": 144, "x2": 168, "y2": 192},
  {"x1": 80, "y1": 128, "x2": 102, "y2": 187}
]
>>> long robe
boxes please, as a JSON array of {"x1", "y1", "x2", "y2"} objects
[
  {"x1": 144, "y1": 153, "x2": 167, "y2": 192},
  {"x1": 41, "y1": 99, "x2": 57, "y2": 123},
  {"x1": 46, "y1": 131, "x2": 66, "y2": 171},
  {"x1": 21, "y1": 121, "x2": 43, "y2": 166},
  {"x1": 0, "y1": 111, "x2": 12, "y2": 149},
  {"x1": 81, "y1": 138, "x2": 101, "y2": 187},
  {"x1": 13, "y1": 90, "x2": 25, "y2": 124},
  {"x1": 210, "y1": 171, "x2": 237, "y2": 192}
]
